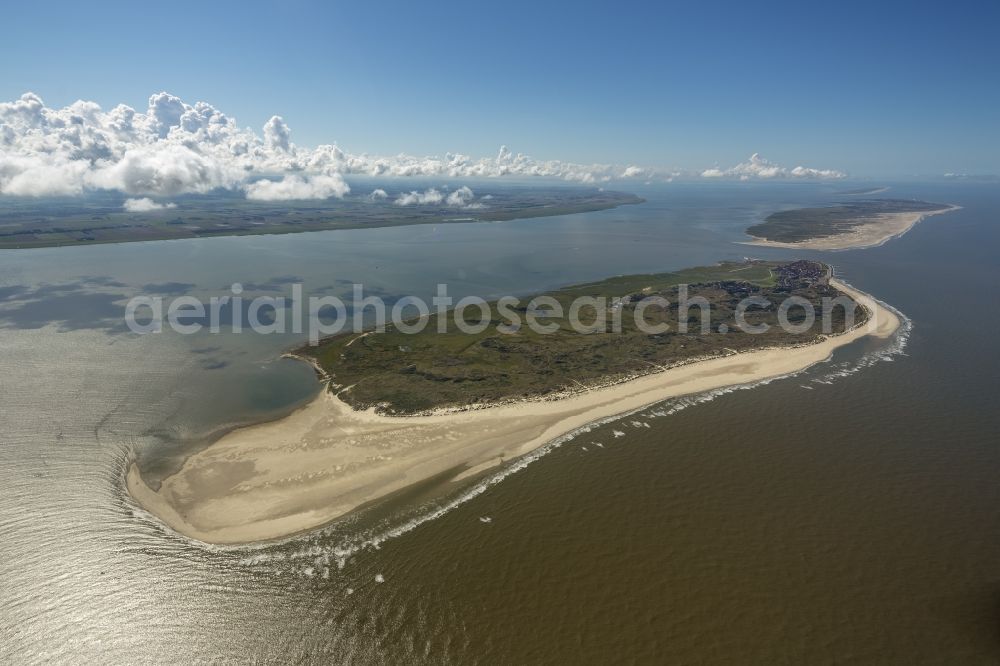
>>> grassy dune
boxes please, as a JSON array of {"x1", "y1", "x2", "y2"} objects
[{"x1": 304, "y1": 260, "x2": 863, "y2": 413}]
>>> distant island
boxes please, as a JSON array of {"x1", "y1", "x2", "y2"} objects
[
  {"x1": 835, "y1": 186, "x2": 889, "y2": 196},
  {"x1": 745, "y1": 198, "x2": 958, "y2": 250},
  {"x1": 0, "y1": 187, "x2": 643, "y2": 249},
  {"x1": 127, "y1": 260, "x2": 900, "y2": 544}
]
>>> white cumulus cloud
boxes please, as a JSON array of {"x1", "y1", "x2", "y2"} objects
[
  {"x1": 0, "y1": 91, "x2": 847, "y2": 199},
  {"x1": 394, "y1": 186, "x2": 484, "y2": 208},
  {"x1": 89, "y1": 143, "x2": 234, "y2": 196},
  {"x1": 263, "y1": 115, "x2": 291, "y2": 153},
  {"x1": 701, "y1": 153, "x2": 845, "y2": 180},
  {"x1": 244, "y1": 174, "x2": 350, "y2": 201},
  {"x1": 446, "y1": 185, "x2": 480, "y2": 207},
  {"x1": 395, "y1": 188, "x2": 444, "y2": 206},
  {"x1": 123, "y1": 197, "x2": 177, "y2": 212}
]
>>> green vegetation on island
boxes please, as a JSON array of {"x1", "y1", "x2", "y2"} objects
[
  {"x1": 746, "y1": 198, "x2": 950, "y2": 243},
  {"x1": 302, "y1": 260, "x2": 865, "y2": 414},
  {"x1": 0, "y1": 187, "x2": 643, "y2": 249}
]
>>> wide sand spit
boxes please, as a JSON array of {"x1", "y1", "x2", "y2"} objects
[
  {"x1": 745, "y1": 205, "x2": 960, "y2": 251},
  {"x1": 128, "y1": 279, "x2": 900, "y2": 545}
]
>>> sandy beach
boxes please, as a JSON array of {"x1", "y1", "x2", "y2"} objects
[
  {"x1": 745, "y1": 205, "x2": 959, "y2": 250},
  {"x1": 127, "y1": 279, "x2": 900, "y2": 545}
]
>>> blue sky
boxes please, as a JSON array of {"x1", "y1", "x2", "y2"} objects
[{"x1": 3, "y1": 0, "x2": 998, "y2": 176}]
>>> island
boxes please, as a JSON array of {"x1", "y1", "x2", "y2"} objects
[
  {"x1": 0, "y1": 187, "x2": 643, "y2": 249},
  {"x1": 127, "y1": 260, "x2": 900, "y2": 544},
  {"x1": 835, "y1": 186, "x2": 889, "y2": 196},
  {"x1": 745, "y1": 198, "x2": 958, "y2": 250},
  {"x1": 305, "y1": 260, "x2": 859, "y2": 414}
]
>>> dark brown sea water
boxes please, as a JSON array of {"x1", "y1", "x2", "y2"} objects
[{"x1": 1, "y1": 181, "x2": 998, "y2": 663}]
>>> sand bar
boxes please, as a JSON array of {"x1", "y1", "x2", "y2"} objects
[
  {"x1": 745, "y1": 205, "x2": 960, "y2": 251},
  {"x1": 127, "y1": 279, "x2": 899, "y2": 545}
]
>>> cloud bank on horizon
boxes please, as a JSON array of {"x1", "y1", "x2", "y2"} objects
[
  {"x1": 700, "y1": 153, "x2": 845, "y2": 180},
  {"x1": 0, "y1": 92, "x2": 846, "y2": 201}
]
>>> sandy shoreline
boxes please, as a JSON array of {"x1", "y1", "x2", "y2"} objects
[
  {"x1": 745, "y1": 205, "x2": 960, "y2": 251},
  {"x1": 127, "y1": 279, "x2": 900, "y2": 545}
]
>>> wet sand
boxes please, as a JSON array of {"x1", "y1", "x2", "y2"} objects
[
  {"x1": 127, "y1": 279, "x2": 899, "y2": 545},
  {"x1": 745, "y1": 205, "x2": 959, "y2": 250}
]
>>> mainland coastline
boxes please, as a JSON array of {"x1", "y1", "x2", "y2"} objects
[
  {"x1": 0, "y1": 188, "x2": 644, "y2": 249},
  {"x1": 127, "y1": 277, "x2": 900, "y2": 545}
]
